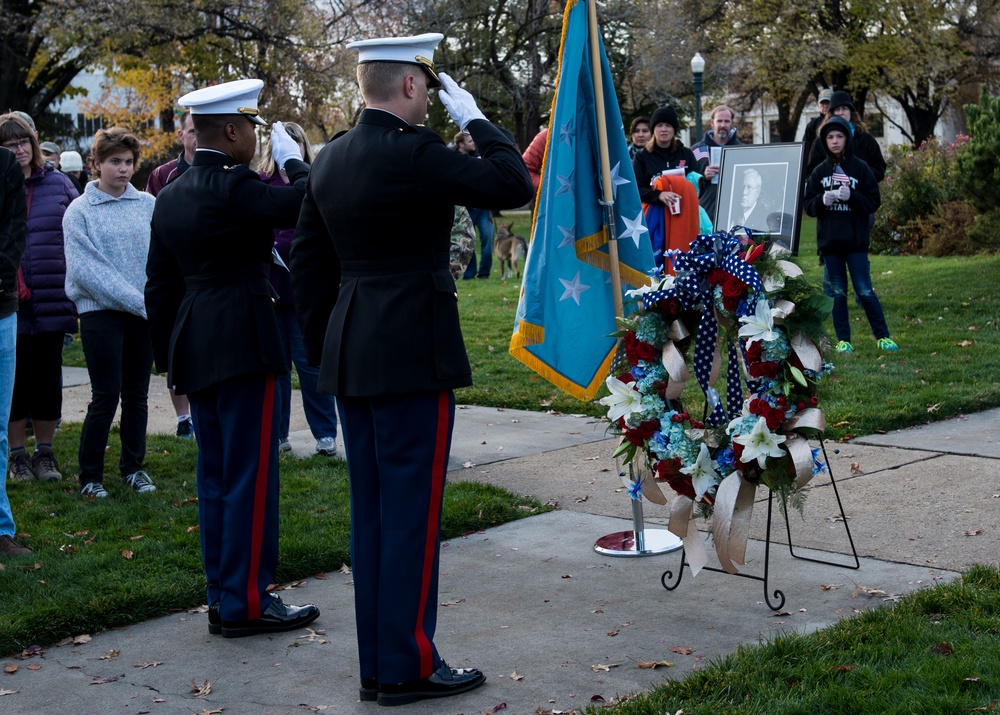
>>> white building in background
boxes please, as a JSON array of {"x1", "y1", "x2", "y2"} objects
[
  {"x1": 687, "y1": 94, "x2": 963, "y2": 151},
  {"x1": 49, "y1": 70, "x2": 108, "y2": 152}
]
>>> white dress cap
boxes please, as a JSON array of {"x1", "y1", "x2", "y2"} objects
[
  {"x1": 347, "y1": 32, "x2": 444, "y2": 88},
  {"x1": 178, "y1": 79, "x2": 268, "y2": 126}
]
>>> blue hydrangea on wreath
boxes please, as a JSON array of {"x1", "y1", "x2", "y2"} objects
[{"x1": 601, "y1": 229, "x2": 835, "y2": 517}]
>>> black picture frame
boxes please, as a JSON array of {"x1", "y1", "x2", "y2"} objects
[{"x1": 713, "y1": 143, "x2": 806, "y2": 255}]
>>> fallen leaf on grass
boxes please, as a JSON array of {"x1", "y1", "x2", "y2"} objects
[
  {"x1": 829, "y1": 664, "x2": 856, "y2": 672},
  {"x1": 338, "y1": 564, "x2": 351, "y2": 574},
  {"x1": 510, "y1": 671, "x2": 523, "y2": 681},
  {"x1": 130, "y1": 535, "x2": 144, "y2": 541},
  {"x1": 590, "y1": 663, "x2": 621, "y2": 672},
  {"x1": 930, "y1": 642, "x2": 954, "y2": 656},
  {"x1": 190, "y1": 678, "x2": 212, "y2": 696},
  {"x1": 25, "y1": 664, "x2": 40, "y2": 671},
  {"x1": 187, "y1": 525, "x2": 200, "y2": 533},
  {"x1": 955, "y1": 340, "x2": 976, "y2": 347},
  {"x1": 19, "y1": 645, "x2": 42, "y2": 658},
  {"x1": 927, "y1": 403, "x2": 941, "y2": 413},
  {"x1": 98, "y1": 650, "x2": 120, "y2": 660},
  {"x1": 965, "y1": 676, "x2": 981, "y2": 682},
  {"x1": 90, "y1": 674, "x2": 123, "y2": 685},
  {"x1": 668, "y1": 646, "x2": 693, "y2": 655},
  {"x1": 821, "y1": 583, "x2": 842, "y2": 591},
  {"x1": 314, "y1": 572, "x2": 329, "y2": 580},
  {"x1": 121, "y1": 549, "x2": 134, "y2": 560},
  {"x1": 636, "y1": 660, "x2": 673, "y2": 669},
  {"x1": 3, "y1": 665, "x2": 17, "y2": 675}
]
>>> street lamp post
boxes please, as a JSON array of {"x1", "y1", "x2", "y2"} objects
[{"x1": 691, "y1": 52, "x2": 705, "y2": 143}]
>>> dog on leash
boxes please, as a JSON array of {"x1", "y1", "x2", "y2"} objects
[{"x1": 494, "y1": 222, "x2": 528, "y2": 280}]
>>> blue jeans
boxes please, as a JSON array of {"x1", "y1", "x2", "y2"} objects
[
  {"x1": 0, "y1": 314, "x2": 18, "y2": 536},
  {"x1": 462, "y1": 208, "x2": 494, "y2": 279},
  {"x1": 823, "y1": 252, "x2": 890, "y2": 342},
  {"x1": 274, "y1": 305, "x2": 338, "y2": 440}
]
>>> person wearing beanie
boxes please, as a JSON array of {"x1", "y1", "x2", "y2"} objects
[
  {"x1": 803, "y1": 115, "x2": 897, "y2": 354},
  {"x1": 801, "y1": 88, "x2": 832, "y2": 161},
  {"x1": 631, "y1": 105, "x2": 698, "y2": 207},
  {"x1": 806, "y1": 90, "x2": 886, "y2": 182},
  {"x1": 58, "y1": 150, "x2": 85, "y2": 193}
]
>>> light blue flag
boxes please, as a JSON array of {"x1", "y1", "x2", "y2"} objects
[{"x1": 509, "y1": 0, "x2": 655, "y2": 400}]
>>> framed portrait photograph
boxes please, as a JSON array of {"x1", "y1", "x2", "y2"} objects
[{"x1": 713, "y1": 143, "x2": 806, "y2": 255}]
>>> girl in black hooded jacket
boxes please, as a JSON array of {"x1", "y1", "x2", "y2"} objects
[{"x1": 804, "y1": 115, "x2": 898, "y2": 354}]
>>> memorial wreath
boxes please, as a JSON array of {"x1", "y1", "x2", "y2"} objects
[{"x1": 600, "y1": 229, "x2": 835, "y2": 573}]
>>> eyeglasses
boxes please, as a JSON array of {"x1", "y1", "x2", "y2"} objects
[{"x1": 1, "y1": 138, "x2": 31, "y2": 151}]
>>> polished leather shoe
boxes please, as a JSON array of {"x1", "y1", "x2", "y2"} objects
[
  {"x1": 220, "y1": 596, "x2": 319, "y2": 638},
  {"x1": 208, "y1": 602, "x2": 221, "y2": 635},
  {"x1": 359, "y1": 677, "x2": 378, "y2": 702},
  {"x1": 377, "y1": 661, "x2": 485, "y2": 706}
]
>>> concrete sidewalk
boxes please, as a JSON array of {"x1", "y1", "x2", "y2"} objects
[{"x1": 1, "y1": 372, "x2": 995, "y2": 714}]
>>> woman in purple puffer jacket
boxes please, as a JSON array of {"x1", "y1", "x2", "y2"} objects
[{"x1": 0, "y1": 114, "x2": 78, "y2": 483}]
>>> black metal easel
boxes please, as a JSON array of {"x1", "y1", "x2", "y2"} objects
[{"x1": 659, "y1": 440, "x2": 860, "y2": 610}]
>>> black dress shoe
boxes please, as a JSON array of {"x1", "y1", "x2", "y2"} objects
[
  {"x1": 220, "y1": 596, "x2": 320, "y2": 638},
  {"x1": 359, "y1": 677, "x2": 378, "y2": 702},
  {"x1": 377, "y1": 661, "x2": 485, "y2": 706},
  {"x1": 208, "y1": 602, "x2": 221, "y2": 635}
]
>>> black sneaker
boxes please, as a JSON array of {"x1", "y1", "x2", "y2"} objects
[
  {"x1": 81, "y1": 482, "x2": 109, "y2": 498},
  {"x1": 123, "y1": 471, "x2": 156, "y2": 493},
  {"x1": 176, "y1": 416, "x2": 194, "y2": 439}
]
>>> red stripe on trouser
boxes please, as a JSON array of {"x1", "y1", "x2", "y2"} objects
[
  {"x1": 246, "y1": 373, "x2": 276, "y2": 620},
  {"x1": 413, "y1": 391, "x2": 449, "y2": 677}
]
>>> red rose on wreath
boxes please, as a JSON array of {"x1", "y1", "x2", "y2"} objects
[
  {"x1": 625, "y1": 419, "x2": 659, "y2": 446},
  {"x1": 706, "y1": 268, "x2": 728, "y2": 285},
  {"x1": 721, "y1": 274, "x2": 748, "y2": 312},
  {"x1": 625, "y1": 331, "x2": 658, "y2": 364},
  {"x1": 745, "y1": 340, "x2": 762, "y2": 363},
  {"x1": 656, "y1": 457, "x2": 695, "y2": 499},
  {"x1": 656, "y1": 297, "x2": 681, "y2": 316},
  {"x1": 749, "y1": 360, "x2": 781, "y2": 379}
]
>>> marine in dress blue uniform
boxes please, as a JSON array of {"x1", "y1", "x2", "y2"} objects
[
  {"x1": 145, "y1": 80, "x2": 319, "y2": 638},
  {"x1": 290, "y1": 34, "x2": 533, "y2": 705}
]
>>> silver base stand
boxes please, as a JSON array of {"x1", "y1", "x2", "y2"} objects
[{"x1": 594, "y1": 498, "x2": 683, "y2": 557}]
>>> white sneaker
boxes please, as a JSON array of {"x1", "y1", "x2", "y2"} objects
[
  {"x1": 278, "y1": 437, "x2": 292, "y2": 453},
  {"x1": 81, "y1": 482, "x2": 109, "y2": 498},
  {"x1": 316, "y1": 437, "x2": 337, "y2": 457}
]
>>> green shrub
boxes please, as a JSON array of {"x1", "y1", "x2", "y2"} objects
[
  {"x1": 967, "y1": 209, "x2": 1000, "y2": 252},
  {"x1": 913, "y1": 200, "x2": 977, "y2": 256},
  {"x1": 956, "y1": 88, "x2": 1000, "y2": 214},
  {"x1": 871, "y1": 136, "x2": 969, "y2": 255}
]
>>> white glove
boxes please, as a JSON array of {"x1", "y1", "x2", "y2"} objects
[
  {"x1": 837, "y1": 184, "x2": 851, "y2": 201},
  {"x1": 270, "y1": 121, "x2": 301, "y2": 170},
  {"x1": 822, "y1": 190, "x2": 836, "y2": 206},
  {"x1": 437, "y1": 73, "x2": 487, "y2": 131}
]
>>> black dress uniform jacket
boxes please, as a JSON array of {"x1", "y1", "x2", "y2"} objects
[
  {"x1": 146, "y1": 150, "x2": 309, "y2": 394},
  {"x1": 291, "y1": 109, "x2": 533, "y2": 397}
]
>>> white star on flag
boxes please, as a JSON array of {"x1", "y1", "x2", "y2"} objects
[
  {"x1": 556, "y1": 168, "x2": 575, "y2": 198},
  {"x1": 557, "y1": 224, "x2": 576, "y2": 248},
  {"x1": 619, "y1": 211, "x2": 648, "y2": 249},
  {"x1": 558, "y1": 271, "x2": 591, "y2": 306},
  {"x1": 559, "y1": 116, "x2": 575, "y2": 146},
  {"x1": 608, "y1": 161, "x2": 631, "y2": 199}
]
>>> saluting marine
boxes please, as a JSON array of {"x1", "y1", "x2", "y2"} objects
[
  {"x1": 145, "y1": 79, "x2": 320, "y2": 639},
  {"x1": 291, "y1": 33, "x2": 533, "y2": 706}
]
